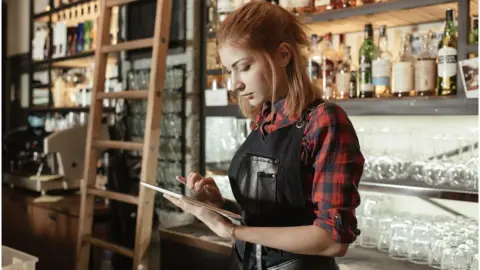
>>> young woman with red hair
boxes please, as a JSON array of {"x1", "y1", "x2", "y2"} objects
[{"x1": 164, "y1": 2, "x2": 364, "y2": 269}]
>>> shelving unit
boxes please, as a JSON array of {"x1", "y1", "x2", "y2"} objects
[{"x1": 199, "y1": 0, "x2": 479, "y2": 203}]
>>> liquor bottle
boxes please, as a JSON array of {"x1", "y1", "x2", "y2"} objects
[
  {"x1": 217, "y1": 0, "x2": 232, "y2": 24},
  {"x1": 349, "y1": 70, "x2": 358, "y2": 98},
  {"x1": 469, "y1": 16, "x2": 478, "y2": 44},
  {"x1": 358, "y1": 24, "x2": 376, "y2": 98},
  {"x1": 314, "y1": 0, "x2": 334, "y2": 12},
  {"x1": 335, "y1": 46, "x2": 352, "y2": 99},
  {"x1": 437, "y1": 8, "x2": 457, "y2": 96},
  {"x1": 337, "y1": 33, "x2": 346, "y2": 65},
  {"x1": 372, "y1": 25, "x2": 392, "y2": 98},
  {"x1": 207, "y1": 0, "x2": 218, "y2": 33},
  {"x1": 415, "y1": 33, "x2": 436, "y2": 96},
  {"x1": 290, "y1": 0, "x2": 311, "y2": 13},
  {"x1": 321, "y1": 32, "x2": 337, "y2": 99},
  {"x1": 308, "y1": 34, "x2": 322, "y2": 89},
  {"x1": 392, "y1": 33, "x2": 414, "y2": 97}
]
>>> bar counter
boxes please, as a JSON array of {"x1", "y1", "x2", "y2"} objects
[{"x1": 158, "y1": 222, "x2": 432, "y2": 270}]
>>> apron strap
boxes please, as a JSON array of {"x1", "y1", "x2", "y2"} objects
[
  {"x1": 243, "y1": 242, "x2": 253, "y2": 270},
  {"x1": 296, "y1": 99, "x2": 324, "y2": 129}
]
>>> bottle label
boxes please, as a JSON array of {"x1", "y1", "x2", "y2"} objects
[
  {"x1": 393, "y1": 61, "x2": 414, "y2": 92},
  {"x1": 308, "y1": 56, "x2": 321, "y2": 81},
  {"x1": 415, "y1": 60, "x2": 436, "y2": 91},
  {"x1": 437, "y1": 46, "x2": 457, "y2": 77},
  {"x1": 372, "y1": 59, "x2": 391, "y2": 86},
  {"x1": 359, "y1": 60, "x2": 373, "y2": 92},
  {"x1": 335, "y1": 73, "x2": 351, "y2": 94},
  {"x1": 315, "y1": 0, "x2": 329, "y2": 6},
  {"x1": 217, "y1": 0, "x2": 232, "y2": 13}
]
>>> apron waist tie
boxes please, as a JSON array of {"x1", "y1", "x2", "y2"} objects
[{"x1": 243, "y1": 242, "x2": 263, "y2": 270}]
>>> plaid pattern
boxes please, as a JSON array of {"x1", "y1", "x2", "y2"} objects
[{"x1": 253, "y1": 99, "x2": 364, "y2": 244}]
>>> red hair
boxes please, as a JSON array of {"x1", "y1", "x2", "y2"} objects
[{"x1": 216, "y1": 1, "x2": 319, "y2": 120}]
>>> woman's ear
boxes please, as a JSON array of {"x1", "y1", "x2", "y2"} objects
[{"x1": 277, "y1": 42, "x2": 292, "y2": 67}]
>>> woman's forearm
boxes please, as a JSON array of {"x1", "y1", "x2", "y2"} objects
[{"x1": 233, "y1": 225, "x2": 348, "y2": 257}]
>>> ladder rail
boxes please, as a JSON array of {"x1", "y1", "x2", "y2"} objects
[
  {"x1": 134, "y1": 0, "x2": 173, "y2": 264},
  {"x1": 76, "y1": 0, "x2": 174, "y2": 269},
  {"x1": 76, "y1": 0, "x2": 112, "y2": 269}
]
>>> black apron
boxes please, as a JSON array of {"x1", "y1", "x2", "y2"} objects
[{"x1": 227, "y1": 99, "x2": 339, "y2": 270}]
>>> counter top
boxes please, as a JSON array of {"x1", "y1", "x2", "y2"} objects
[{"x1": 159, "y1": 222, "x2": 432, "y2": 270}]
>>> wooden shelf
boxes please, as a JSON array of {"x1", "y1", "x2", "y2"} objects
[
  {"x1": 27, "y1": 106, "x2": 115, "y2": 114},
  {"x1": 204, "y1": 97, "x2": 478, "y2": 117},
  {"x1": 34, "y1": 0, "x2": 97, "y2": 19},
  {"x1": 302, "y1": 0, "x2": 478, "y2": 35},
  {"x1": 33, "y1": 52, "x2": 118, "y2": 69}
]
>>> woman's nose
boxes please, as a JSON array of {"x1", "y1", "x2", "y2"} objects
[{"x1": 230, "y1": 73, "x2": 244, "y2": 92}]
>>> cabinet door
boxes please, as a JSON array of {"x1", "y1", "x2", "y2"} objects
[
  {"x1": 2, "y1": 197, "x2": 32, "y2": 253},
  {"x1": 29, "y1": 205, "x2": 76, "y2": 270}
]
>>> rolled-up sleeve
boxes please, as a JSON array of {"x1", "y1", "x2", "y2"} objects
[{"x1": 305, "y1": 103, "x2": 364, "y2": 244}]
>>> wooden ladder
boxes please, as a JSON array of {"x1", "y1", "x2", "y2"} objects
[{"x1": 76, "y1": 0, "x2": 172, "y2": 269}]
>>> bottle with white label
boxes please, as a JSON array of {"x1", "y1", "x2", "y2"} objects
[
  {"x1": 372, "y1": 25, "x2": 392, "y2": 98},
  {"x1": 415, "y1": 33, "x2": 436, "y2": 96},
  {"x1": 437, "y1": 8, "x2": 457, "y2": 96},
  {"x1": 320, "y1": 32, "x2": 337, "y2": 100},
  {"x1": 392, "y1": 33, "x2": 414, "y2": 97},
  {"x1": 335, "y1": 46, "x2": 352, "y2": 99}
]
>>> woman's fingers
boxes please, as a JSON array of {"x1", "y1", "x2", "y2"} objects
[{"x1": 186, "y1": 172, "x2": 203, "y2": 190}]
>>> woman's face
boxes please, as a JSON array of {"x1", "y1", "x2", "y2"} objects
[{"x1": 218, "y1": 43, "x2": 271, "y2": 107}]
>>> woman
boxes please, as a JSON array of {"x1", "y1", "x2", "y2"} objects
[{"x1": 164, "y1": 2, "x2": 364, "y2": 269}]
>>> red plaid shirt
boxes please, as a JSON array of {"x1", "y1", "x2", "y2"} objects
[{"x1": 253, "y1": 99, "x2": 364, "y2": 244}]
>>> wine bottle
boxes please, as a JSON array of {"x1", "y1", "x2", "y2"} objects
[
  {"x1": 358, "y1": 24, "x2": 376, "y2": 98},
  {"x1": 437, "y1": 8, "x2": 457, "y2": 96},
  {"x1": 415, "y1": 33, "x2": 436, "y2": 96},
  {"x1": 392, "y1": 33, "x2": 414, "y2": 97},
  {"x1": 372, "y1": 25, "x2": 392, "y2": 98}
]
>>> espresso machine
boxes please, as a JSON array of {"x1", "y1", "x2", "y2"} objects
[{"x1": 3, "y1": 124, "x2": 110, "y2": 194}]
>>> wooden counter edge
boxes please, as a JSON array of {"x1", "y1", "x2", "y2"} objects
[{"x1": 158, "y1": 227, "x2": 233, "y2": 256}]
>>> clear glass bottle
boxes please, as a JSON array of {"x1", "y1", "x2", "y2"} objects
[
  {"x1": 207, "y1": 0, "x2": 218, "y2": 33},
  {"x1": 415, "y1": 33, "x2": 436, "y2": 96},
  {"x1": 437, "y1": 8, "x2": 457, "y2": 96},
  {"x1": 337, "y1": 33, "x2": 346, "y2": 66},
  {"x1": 335, "y1": 46, "x2": 352, "y2": 99},
  {"x1": 321, "y1": 32, "x2": 337, "y2": 99},
  {"x1": 372, "y1": 25, "x2": 392, "y2": 98},
  {"x1": 358, "y1": 23, "x2": 376, "y2": 98},
  {"x1": 392, "y1": 33, "x2": 415, "y2": 97},
  {"x1": 308, "y1": 34, "x2": 322, "y2": 89},
  {"x1": 314, "y1": 0, "x2": 335, "y2": 12}
]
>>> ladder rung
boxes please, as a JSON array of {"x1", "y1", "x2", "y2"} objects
[
  {"x1": 97, "y1": 90, "x2": 149, "y2": 100},
  {"x1": 106, "y1": 0, "x2": 138, "y2": 7},
  {"x1": 87, "y1": 188, "x2": 139, "y2": 205},
  {"x1": 93, "y1": 140, "x2": 143, "y2": 151},
  {"x1": 83, "y1": 236, "x2": 134, "y2": 258},
  {"x1": 102, "y1": 38, "x2": 153, "y2": 53}
]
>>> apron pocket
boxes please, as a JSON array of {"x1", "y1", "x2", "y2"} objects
[{"x1": 257, "y1": 172, "x2": 277, "y2": 213}]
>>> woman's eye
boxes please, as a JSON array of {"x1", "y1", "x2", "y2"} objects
[{"x1": 240, "y1": 65, "x2": 250, "y2": 72}]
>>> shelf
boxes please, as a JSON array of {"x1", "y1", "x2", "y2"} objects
[
  {"x1": 34, "y1": 0, "x2": 96, "y2": 19},
  {"x1": 207, "y1": 69, "x2": 223, "y2": 76},
  {"x1": 302, "y1": 0, "x2": 478, "y2": 35},
  {"x1": 359, "y1": 181, "x2": 478, "y2": 202},
  {"x1": 204, "y1": 97, "x2": 478, "y2": 117},
  {"x1": 27, "y1": 106, "x2": 115, "y2": 114},
  {"x1": 333, "y1": 96, "x2": 478, "y2": 115},
  {"x1": 33, "y1": 52, "x2": 119, "y2": 69}
]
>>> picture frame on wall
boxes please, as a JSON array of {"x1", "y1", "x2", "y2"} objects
[{"x1": 458, "y1": 57, "x2": 479, "y2": 99}]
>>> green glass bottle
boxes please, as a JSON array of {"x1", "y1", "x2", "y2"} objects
[
  {"x1": 469, "y1": 16, "x2": 478, "y2": 44},
  {"x1": 358, "y1": 24, "x2": 376, "y2": 98},
  {"x1": 437, "y1": 9, "x2": 457, "y2": 96}
]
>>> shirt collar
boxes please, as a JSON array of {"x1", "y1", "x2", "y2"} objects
[{"x1": 261, "y1": 98, "x2": 286, "y2": 118}]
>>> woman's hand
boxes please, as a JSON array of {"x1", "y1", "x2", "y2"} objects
[
  {"x1": 163, "y1": 194, "x2": 234, "y2": 240},
  {"x1": 178, "y1": 172, "x2": 225, "y2": 207}
]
